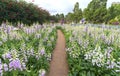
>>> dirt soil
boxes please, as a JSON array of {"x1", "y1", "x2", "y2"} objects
[{"x1": 47, "y1": 30, "x2": 69, "y2": 76}]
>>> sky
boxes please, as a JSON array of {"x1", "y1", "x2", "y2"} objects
[{"x1": 25, "y1": 0, "x2": 120, "y2": 15}]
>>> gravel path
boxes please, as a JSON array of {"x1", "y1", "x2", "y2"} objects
[{"x1": 48, "y1": 30, "x2": 69, "y2": 76}]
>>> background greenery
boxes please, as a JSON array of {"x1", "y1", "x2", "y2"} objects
[{"x1": 0, "y1": 0, "x2": 50, "y2": 26}]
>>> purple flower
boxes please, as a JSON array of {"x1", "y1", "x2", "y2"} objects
[
  {"x1": 107, "y1": 61, "x2": 116, "y2": 69},
  {"x1": 7, "y1": 26, "x2": 11, "y2": 34},
  {"x1": 84, "y1": 26, "x2": 88, "y2": 32},
  {"x1": 5, "y1": 53, "x2": 11, "y2": 59},
  {"x1": 2, "y1": 52, "x2": 12, "y2": 59},
  {"x1": 106, "y1": 47, "x2": 113, "y2": 58},
  {"x1": 9, "y1": 58, "x2": 22, "y2": 71},
  {"x1": 39, "y1": 69, "x2": 46, "y2": 76},
  {"x1": 41, "y1": 72, "x2": 45, "y2": 76},
  {"x1": 39, "y1": 49, "x2": 45, "y2": 55},
  {"x1": 101, "y1": 34, "x2": 106, "y2": 40},
  {"x1": 3, "y1": 63, "x2": 8, "y2": 71}
]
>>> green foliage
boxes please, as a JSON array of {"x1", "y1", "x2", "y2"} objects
[
  {"x1": 65, "y1": 13, "x2": 74, "y2": 23},
  {"x1": 0, "y1": 0, "x2": 50, "y2": 26},
  {"x1": 50, "y1": 13, "x2": 65, "y2": 23},
  {"x1": 61, "y1": 25, "x2": 120, "y2": 76},
  {"x1": 0, "y1": 25, "x2": 57, "y2": 75},
  {"x1": 83, "y1": 0, "x2": 107, "y2": 23},
  {"x1": 107, "y1": 4, "x2": 120, "y2": 23},
  {"x1": 116, "y1": 15, "x2": 120, "y2": 22},
  {"x1": 82, "y1": 0, "x2": 120, "y2": 24},
  {"x1": 65, "y1": 2, "x2": 83, "y2": 23},
  {"x1": 73, "y1": 2, "x2": 83, "y2": 23}
]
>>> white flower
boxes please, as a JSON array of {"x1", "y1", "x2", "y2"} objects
[
  {"x1": 39, "y1": 69, "x2": 46, "y2": 76},
  {"x1": 115, "y1": 70, "x2": 120, "y2": 72}
]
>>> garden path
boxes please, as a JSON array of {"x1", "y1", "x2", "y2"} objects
[{"x1": 48, "y1": 30, "x2": 69, "y2": 76}]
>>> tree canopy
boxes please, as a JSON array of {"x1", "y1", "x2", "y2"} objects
[
  {"x1": 1, "y1": 0, "x2": 120, "y2": 25},
  {"x1": 0, "y1": 0, "x2": 50, "y2": 26},
  {"x1": 83, "y1": 0, "x2": 107, "y2": 23},
  {"x1": 65, "y1": 2, "x2": 83, "y2": 23},
  {"x1": 65, "y1": 0, "x2": 120, "y2": 24},
  {"x1": 73, "y1": 2, "x2": 83, "y2": 23}
]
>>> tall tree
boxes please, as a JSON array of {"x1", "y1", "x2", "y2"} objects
[
  {"x1": 0, "y1": 0, "x2": 50, "y2": 26},
  {"x1": 73, "y1": 2, "x2": 82, "y2": 23},
  {"x1": 65, "y1": 13, "x2": 74, "y2": 23},
  {"x1": 83, "y1": 0, "x2": 107, "y2": 23},
  {"x1": 108, "y1": 3, "x2": 120, "y2": 22}
]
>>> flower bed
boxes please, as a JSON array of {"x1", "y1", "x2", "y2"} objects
[
  {"x1": 0, "y1": 25, "x2": 57, "y2": 76},
  {"x1": 63, "y1": 25, "x2": 120, "y2": 76}
]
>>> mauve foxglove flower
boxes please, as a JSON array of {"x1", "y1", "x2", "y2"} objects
[
  {"x1": 5, "y1": 53, "x2": 11, "y2": 59},
  {"x1": 107, "y1": 61, "x2": 116, "y2": 69},
  {"x1": 84, "y1": 26, "x2": 88, "y2": 32},
  {"x1": 39, "y1": 49, "x2": 45, "y2": 55},
  {"x1": 2, "y1": 53, "x2": 11, "y2": 60},
  {"x1": 39, "y1": 69, "x2": 46, "y2": 76},
  {"x1": 9, "y1": 58, "x2": 22, "y2": 71},
  {"x1": 100, "y1": 34, "x2": 106, "y2": 40},
  {"x1": 3, "y1": 63, "x2": 8, "y2": 71},
  {"x1": 105, "y1": 47, "x2": 113, "y2": 58},
  {"x1": 7, "y1": 26, "x2": 11, "y2": 34}
]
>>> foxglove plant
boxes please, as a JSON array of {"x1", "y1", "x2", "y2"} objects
[
  {"x1": 38, "y1": 69, "x2": 46, "y2": 76},
  {"x1": 39, "y1": 48, "x2": 45, "y2": 56},
  {"x1": 84, "y1": 45, "x2": 105, "y2": 67},
  {"x1": 3, "y1": 63, "x2": 8, "y2": 72},
  {"x1": 2, "y1": 52, "x2": 12, "y2": 59},
  {"x1": 9, "y1": 58, "x2": 24, "y2": 71}
]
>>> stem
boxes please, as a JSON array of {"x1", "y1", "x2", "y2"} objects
[{"x1": 13, "y1": 70, "x2": 18, "y2": 76}]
